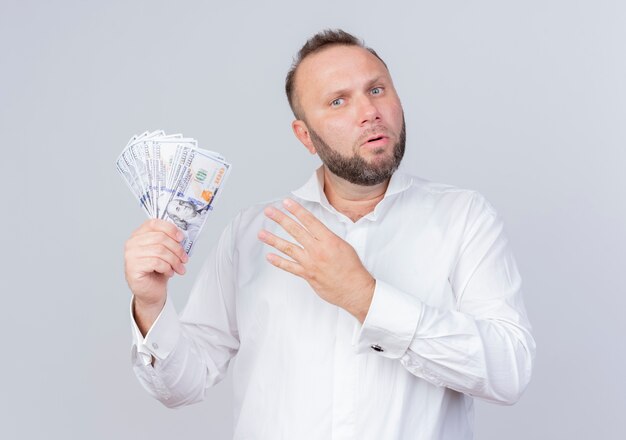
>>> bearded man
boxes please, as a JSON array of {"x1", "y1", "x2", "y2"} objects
[{"x1": 124, "y1": 29, "x2": 535, "y2": 440}]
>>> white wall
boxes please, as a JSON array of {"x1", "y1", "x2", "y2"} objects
[{"x1": 1, "y1": 1, "x2": 624, "y2": 438}]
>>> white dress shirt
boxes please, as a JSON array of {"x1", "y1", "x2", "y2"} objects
[{"x1": 130, "y1": 166, "x2": 535, "y2": 440}]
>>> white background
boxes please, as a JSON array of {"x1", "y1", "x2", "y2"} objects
[{"x1": 1, "y1": 0, "x2": 624, "y2": 438}]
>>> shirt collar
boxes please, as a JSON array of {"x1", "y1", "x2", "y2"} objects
[{"x1": 291, "y1": 165, "x2": 413, "y2": 216}]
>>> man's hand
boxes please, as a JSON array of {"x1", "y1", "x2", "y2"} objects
[
  {"x1": 124, "y1": 219, "x2": 188, "y2": 334},
  {"x1": 257, "y1": 198, "x2": 375, "y2": 323}
]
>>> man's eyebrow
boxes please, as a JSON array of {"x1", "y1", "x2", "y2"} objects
[
  {"x1": 366, "y1": 76, "x2": 385, "y2": 88},
  {"x1": 322, "y1": 76, "x2": 387, "y2": 101},
  {"x1": 323, "y1": 87, "x2": 351, "y2": 101}
]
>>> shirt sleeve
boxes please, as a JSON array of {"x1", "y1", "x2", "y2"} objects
[
  {"x1": 130, "y1": 214, "x2": 241, "y2": 408},
  {"x1": 352, "y1": 192, "x2": 536, "y2": 405}
]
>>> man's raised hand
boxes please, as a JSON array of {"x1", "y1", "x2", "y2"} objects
[
  {"x1": 124, "y1": 219, "x2": 188, "y2": 333},
  {"x1": 257, "y1": 198, "x2": 375, "y2": 323}
]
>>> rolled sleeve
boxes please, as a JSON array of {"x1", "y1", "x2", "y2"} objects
[
  {"x1": 352, "y1": 279, "x2": 423, "y2": 358},
  {"x1": 130, "y1": 295, "x2": 182, "y2": 365}
]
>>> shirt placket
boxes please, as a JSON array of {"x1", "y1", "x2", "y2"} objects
[{"x1": 331, "y1": 220, "x2": 368, "y2": 440}]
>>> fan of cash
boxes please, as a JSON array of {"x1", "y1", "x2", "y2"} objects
[{"x1": 116, "y1": 130, "x2": 231, "y2": 255}]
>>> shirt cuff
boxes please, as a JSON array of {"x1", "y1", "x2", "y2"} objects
[
  {"x1": 129, "y1": 295, "x2": 182, "y2": 365},
  {"x1": 352, "y1": 279, "x2": 423, "y2": 359}
]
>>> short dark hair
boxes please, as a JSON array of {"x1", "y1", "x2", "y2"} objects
[{"x1": 285, "y1": 29, "x2": 388, "y2": 120}]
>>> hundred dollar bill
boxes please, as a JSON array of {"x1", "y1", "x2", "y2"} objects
[
  {"x1": 153, "y1": 138, "x2": 197, "y2": 218},
  {"x1": 117, "y1": 130, "x2": 231, "y2": 255},
  {"x1": 161, "y1": 149, "x2": 230, "y2": 254},
  {"x1": 117, "y1": 147, "x2": 152, "y2": 216},
  {"x1": 128, "y1": 142, "x2": 153, "y2": 215},
  {"x1": 130, "y1": 130, "x2": 168, "y2": 215},
  {"x1": 161, "y1": 143, "x2": 195, "y2": 214}
]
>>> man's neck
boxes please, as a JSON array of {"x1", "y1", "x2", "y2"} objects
[{"x1": 322, "y1": 166, "x2": 390, "y2": 223}]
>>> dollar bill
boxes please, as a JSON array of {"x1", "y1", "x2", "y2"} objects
[{"x1": 116, "y1": 130, "x2": 231, "y2": 254}]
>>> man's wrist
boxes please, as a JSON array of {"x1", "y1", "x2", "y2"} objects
[
  {"x1": 343, "y1": 275, "x2": 376, "y2": 323},
  {"x1": 132, "y1": 296, "x2": 166, "y2": 337},
  {"x1": 133, "y1": 295, "x2": 166, "y2": 313}
]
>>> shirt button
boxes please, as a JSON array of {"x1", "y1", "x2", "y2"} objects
[
  {"x1": 152, "y1": 342, "x2": 159, "y2": 350},
  {"x1": 371, "y1": 344, "x2": 384, "y2": 352}
]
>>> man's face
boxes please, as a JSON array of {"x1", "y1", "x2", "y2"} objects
[{"x1": 293, "y1": 45, "x2": 405, "y2": 185}]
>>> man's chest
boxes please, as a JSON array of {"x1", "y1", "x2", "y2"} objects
[{"x1": 233, "y1": 205, "x2": 461, "y2": 333}]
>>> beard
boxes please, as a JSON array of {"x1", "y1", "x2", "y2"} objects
[{"x1": 308, "y1": 118, "x2": 406, "y2": 186}]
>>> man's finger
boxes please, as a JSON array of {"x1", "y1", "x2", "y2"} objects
[
  {"x1": 281, "y1": 198, "x2": 331, "y2": 239},
  {"x1": 258, "y1": 229, "x2": 305, "y2": 262},
  {"x1": 134, "y1": 256, "x2": 176, "y2": 277},
  {"x1": 264, "y1": 206, "x2": 314, "y2": 246},
  {"x1": 265, "y1": 253, "x2": 306, "y2": 278},
  {"x1": 133, "y1": 231, "x2": 188, "y2": 264},
  {"x1": 131, "y1": 218, "x2": 184, "y2": 243},
  {"x1": 128, "y1": 245, "x2": 187, "y2": 275}
]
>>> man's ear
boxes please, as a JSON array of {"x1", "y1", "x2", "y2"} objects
[{"x1": 291, "y1": 120, "x2": 317, "y2": 155}]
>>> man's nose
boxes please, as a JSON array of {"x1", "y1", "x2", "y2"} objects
[{"x1": 357, "y1": 95, "x2": 382, "y2": 125}]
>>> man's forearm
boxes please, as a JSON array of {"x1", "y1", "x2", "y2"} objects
[{"x1": 401, "y1": 311, "x2": 535, "y2": 405}]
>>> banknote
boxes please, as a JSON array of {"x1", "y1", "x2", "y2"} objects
[
  {"x1": 160, "y1": 149, "x2": 230, "y2": 253},
  {"x1": 116, "y1": 130, "x2": 231, "y2": 254}
]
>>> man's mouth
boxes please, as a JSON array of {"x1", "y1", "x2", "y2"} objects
[{"x1": 362, "y1": 134, "x2": 389, "y2": 148}]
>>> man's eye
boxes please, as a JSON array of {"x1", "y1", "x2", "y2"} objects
[
  {"x1": 331, "y1": 98, "x2": 344, "y2": 107},
  {"x1": 371, "y1": 87, "x2": 383, "y2": 95}
]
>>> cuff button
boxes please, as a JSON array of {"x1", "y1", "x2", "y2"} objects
[{"x1": 370, "y1": 344, "x2": 384, "y2": 352}]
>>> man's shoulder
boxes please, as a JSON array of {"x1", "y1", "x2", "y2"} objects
[
  {"x1": 403, "y1": 172, "x2": 470, "y2": 195},
  {"x1": 400, "y1": 172, "x2": 498, "y2": 217}
]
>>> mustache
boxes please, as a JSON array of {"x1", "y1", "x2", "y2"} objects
[{"x1": 356, "y1": 125, "x2": 391, "y2": 145}]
